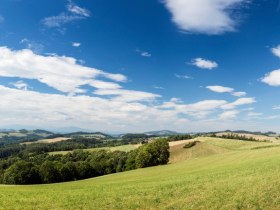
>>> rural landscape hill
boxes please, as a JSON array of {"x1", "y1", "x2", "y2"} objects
[{"x1": 1, "y1": 134, "x2": 280, "y2": 209}]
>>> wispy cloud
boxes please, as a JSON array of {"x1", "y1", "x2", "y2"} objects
[
  {"x1": 67, "y1": 1, "x2": 91, "y2": 17},
  {"x1": 221, "y1": 97, "x2": 256, "y2": 109},
  {"x1": 190, "y1": 58, "x2": 218, "y2": 70},
  {"x1": 136, "y1": 49, "x2": 151, "y2": 57},
  {"x1": 175, "y1": 74, "x2": 192, "y2": 79},
  {"x1": 163, "y1": 0, "x2": 249, "y2": 35},
  {"x1": 153, "y1": 85, "x2": 165, "y2": 90},
  {"x1": 10, "y1": 80, "x2": 30, "y2": 91},
  {"x1": 231, "y1": 91, "x2": 246, "y2": 97},
  {"x1": 273, "y1": 105, "x2": 280, "y2": 110},
  {"x1": 20, "y1": 38, "x2": 44, "y2": 54},
  {"x1": 0, "y1": 15, "x2": 4, "y2": 23},
  {"x1": 42, "y1": 1, "x2": 90, "y2": 29},
  {"x1": 247, "y1": 112, "x2": 263, "y2": 117},
  {"x1": 220, "y1": 110, "x2": 239, "y2": 120}
]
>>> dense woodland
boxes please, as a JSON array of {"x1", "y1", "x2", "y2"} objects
[{"x1": 0, "y1": 139, "x2": 169, "y2": 185}]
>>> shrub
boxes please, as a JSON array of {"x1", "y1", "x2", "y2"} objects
[{"x1": 183, "y1": 141, "x2": 199, "y2": 149}]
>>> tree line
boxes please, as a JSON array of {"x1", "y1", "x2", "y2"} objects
[
  {"x1": 209, "y1": 133, "x2": 269, "y2": 142},
  {"x1": 0, "y1": 139, "x2": 169, "y2": 185}
]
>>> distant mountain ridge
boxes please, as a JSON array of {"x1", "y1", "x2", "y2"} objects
[{"x1": 144, "y1": 130, "x2": 179, "y2": 136}]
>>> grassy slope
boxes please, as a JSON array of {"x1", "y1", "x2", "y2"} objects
[{"x1": 2, "y1": 137, "x2": 280, "y2": 209}]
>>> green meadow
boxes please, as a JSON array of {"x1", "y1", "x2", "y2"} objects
[{"x1": 1, "y1": 137, "x2": 280, "y2": 209}]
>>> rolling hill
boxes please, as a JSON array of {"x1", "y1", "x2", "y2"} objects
[{"x1": 1, "y1": 137, "x2": 280, "y2": 209}]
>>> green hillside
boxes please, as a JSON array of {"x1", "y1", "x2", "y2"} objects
[{"x1": 1, "y1": 137, "x2": 280, "y2": 209}]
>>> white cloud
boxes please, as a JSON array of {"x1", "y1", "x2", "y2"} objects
[
  {"x1": 175, "y1": 74, "x2": 192, "y2": 79},
  {"x1": 0, "y1": 83, "x2": 262, "y2": 132},
  {"x1": 67, "y1": 1, "x2": 91, "y2": 17},
  {"x1": 206, "y1": 85, "x2": 234, "y2": 93},
  {"x1": 141, "y1": 52, "x2": 151, "y2": 57},
  {"x1": 273, "y1": 105, "x2": 280, "y2": 110},
  {"x1": 271, "y1": 45, "x2": 280, "y2": 58},
  {"x1": 93, "y1": 89, "x2": 160, "y2": 102},
  {"x1": 231, "y1": 91, "x2": 246, "y2": 97},
  {"x1": 160, "y1": 99, "x2": 228, "y2": 120},
  {"x1": 10, "y1": 80, "x2": 30, "y2": 91},
  {"x1": 42, "y1": 1, "x2": 90, "y2": 29},
  {"x1": 163, "y1": 0, "x2": 248, "y2": 35},
  {"x1": 0, "y1": 85, "x2": 206, "y2": 132},
  {"x1": 0, "y1": 46, "x2": 126, "y2": 94},
  {"x1": 72, "y1": 42, "x2": 81, "y2": 47},
  {"x1": 220, "y1": 110, "x2": 239, "y2": 120},
  {"x1": 261, "y1": 69, "x2": 280, "y2": 86},
  {"x1": 222, "y1": 97, "x2": 256, "y2": 109},
  {"x1": 136, "y1": 49, "x2": 151, "y2": 57},
  {"x1": 206, "y1": 85, "x2": 246, "y2": 97},
  {"x1": 42, "y1": 13, "x2": 84, "y2": 28},
  {"x1": 191, "y1": 58, "x2": 218, "y2": 69}
]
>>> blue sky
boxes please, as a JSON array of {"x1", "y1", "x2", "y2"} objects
[{"x1": 1, "y1": 0, "x2": 280, "y2": 133}]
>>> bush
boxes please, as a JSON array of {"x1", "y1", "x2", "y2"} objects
[{"x1": 183, "y1": 141, "x2": 199, "y2": 149}]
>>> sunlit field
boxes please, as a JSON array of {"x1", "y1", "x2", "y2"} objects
[{"x1": 2, "y1": 137, "x2": 280, "y2": 209}]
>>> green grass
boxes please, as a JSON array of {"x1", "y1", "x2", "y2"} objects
[
  {"x1": 3, "y1": 138, "x2": 280, "y2": 209},
  {"x1": 49, "y1": 144, "x2": 136, "y2": 155}
]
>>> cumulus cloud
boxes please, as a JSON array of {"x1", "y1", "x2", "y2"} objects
[
  {"x1": 261, "y1": 69, "x2": 280, "y2": 86},
  {"x1": 271, "y1": 45, "x2": 280, "y2": 58},
  {"x1": 163, "y1": 0, "x2": 248, "y2": 35},
  {"x1": 206, "y1": 85, "x2": 246, "y2": 97},
  {"x1": 72, "y1": 42, "x2": 81, "y2": 47},
  {"x1": 0, "y1": 85, "x2": 228, "y2": 132},
  {"x1": 0, "y1": 83, "x2": 260, "y2": 132},
  {"x1": 220, "y1": 110, "x2": 239, "y2": 120},
  {"x1": 0, "y1": 46, "x2": 128, "y2": 94},
  {"x1": 42, "y1": 1, "x2": 90, "y2": 29},
  {"x1": 191, "y1": 58, "x2": 218, "y2": 69},
  {"x1": 206, "y1": 85, "x2": 234, "y2": 93}
]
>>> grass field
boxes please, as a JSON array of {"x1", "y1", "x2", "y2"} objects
[
  {"x1": 22, "y1": 137, "x2": 71, "y2": 145},
  {"x1": 2, "y1": 137, "x2": 280, "y2": 209},
  {"x1": 49, "y1": 144, "x2": 138, "y2": 155}
]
